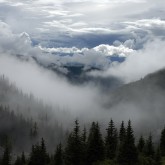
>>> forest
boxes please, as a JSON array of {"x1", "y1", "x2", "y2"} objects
[{"x1": 1, "y1": 118, "x2": 165, "y2": 165}]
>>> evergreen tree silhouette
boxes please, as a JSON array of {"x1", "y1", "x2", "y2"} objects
[
  {"x1": 160, "y1": 126, "x2": 165, "y2": 156},
  {"x1": 54, "y1": 143, "x2": 63, "y2": 165},
  {"x1": 105, "y1": 119, "x2": 118, "y2": 160},
  {"x1": 1, "y1": 144, "x2": 11, "y2": 165},
  {"x1": 86, "y1": 122, "x2": 104, "y2": 165},
  {"x1": 137, "y1": 135, "x2": 145, "y2": 153},
  {"x1": 64, "y1": 120, "x2": 82, "y2": 165},
  {"x1": 118, "y1": 120, "x2": 138, "y2": 165}
]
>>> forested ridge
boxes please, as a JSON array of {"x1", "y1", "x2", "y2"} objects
[
  {"x1": 1, "y1": 72, "x2": 165, "y2": 165},
  {"x1": 1, "y1": 119, "x2": 165, "y2": 165}
]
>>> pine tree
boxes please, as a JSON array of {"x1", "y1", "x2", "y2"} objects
[
  {"x1": 14, "y1": 156, "x2": 21, "y2": 165},
  {"x1": 119, "y1": 121, "x2": 126, "y2": 144},
  {"x1": 105, "y1": 119, "x2": 118, "y2": 160},
  {"x1": 86, "y1": 122, "x2": 104, "y2": 165},
  {"x1": 81, "y1": 127, "x2": 87, "y2": 165},
  {"x1": 155, "y1": 147, "x2": 161, "y2": 165},
  {"x1": 160, "y1": 126, "x2": 165, "y2": 156},
  {"x1": 64, "y1": 120, "x2": 83, "y2": 165},
  {"x1": 118, "y1": 120, "x2": 138, "y2": 165},
  {"x1": 144, "y1": 134, "x2": 155, "y2": 158},
  {"x1": 137, "y1": 135, "x2": 145, "y2": 153},
  {"x1": 28, "y1": 138, "x2": 49, "y2": 165},
  {"x1": 1, "y1": 144, "x2": 11, "y2": 165},
  {"x1": 54, "y1": 143, "x2": 63, "y2": 165},
  {"x1": 21, "y1": 152, "x2": 26, "y2": 164}
]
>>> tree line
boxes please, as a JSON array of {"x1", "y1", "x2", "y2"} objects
[{"x1": 1, "y1": 119, "x2": 165, "y2": 165}]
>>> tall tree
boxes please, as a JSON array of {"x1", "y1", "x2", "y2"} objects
[
  {"x1": 54, "y1": 143, "x2": 63, "y2": 165},
  {"x1": 105, "y1": 119, "x2": 118, "y2": 160},
  {"x1": 86, "y1": 122, "x2": 104, "y2": 165},
  {"x1": 137, "y1": 135, "x2": 145, "y2": 153},
  {"x1": 65, "y1": 120, "x2": 82, "y2": 165},
  {"x1": 144, "y1": 134, "x2": 155, "y2": 158},
  {"x1": 28, "y1": 138, "x2": 49, "y2": 165},
  {"x1": 118, "y1": 120, "x2": 138, "y2": 165},
  {"x1": 1, "y1": 144, "x2": 11, "y2": 165},
  {"x1": 119, "y1": 121, "x2": 126, "y2": 144},
  {"x1": 160, "y1": 126, "x2": 165, "y2": 156}
]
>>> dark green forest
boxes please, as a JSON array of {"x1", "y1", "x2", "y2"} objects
[{"x1": 1, "y1": 117, "x2": 165, "y2": 165}]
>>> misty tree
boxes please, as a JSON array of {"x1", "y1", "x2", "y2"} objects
[
  {"x1": 105, "y1": 119, "x2": 118, "y2": 160},
  {"x1": 64, "y1": 120, "x2": 83, "y2": 165},
  {"x1": 160, "y1": 126, "x2": 165, "y2": 156},
  {"x1": 118, "y1": 120, "x2": 138, "y2": 165},
  {"x1": 86, "y1": 122, "x2": 104, "y2": 165},
  {"x1": 1, "y1": 144, "x2": 11, "y2": 165},
  {"x1": 144, "y1": 134, "x2": 155, "y2": 158},
  {"x1": 137, "y1": 135, "x2": 145, "y2": 153},
  {"x1": 119, "y1": 121, "x2": 126, "y2": 144},
  {"x1": 54, "y1": 143, "x2": 63, "y2": 165},
  {"x1": 28, "y1": 138, "x2": 49, "y2": 165}
]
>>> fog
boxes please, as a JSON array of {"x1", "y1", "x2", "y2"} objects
[{"x1": 89, "y1": 39, "x2": 165, "y2": 83}]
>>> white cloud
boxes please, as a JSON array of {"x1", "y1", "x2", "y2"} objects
[{"x1": 97, "y1": 39, "x2": 165, "y2": 83}]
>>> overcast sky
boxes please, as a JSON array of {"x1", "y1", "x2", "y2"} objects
[{"x1": 0, "y1": 0, "x2": 165, "y2": 81}]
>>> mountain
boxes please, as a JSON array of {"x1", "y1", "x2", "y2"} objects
[
  {"x1": 105, "y1": 68, "x2": 165, "y2": 134},
  {"x1": 0, "y1": 76, "x2": 68, "y2": 153}
]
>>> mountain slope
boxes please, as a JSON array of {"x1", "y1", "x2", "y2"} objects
[{"x1": 105, "y1": 69, "x2": 165, "y2": 134}]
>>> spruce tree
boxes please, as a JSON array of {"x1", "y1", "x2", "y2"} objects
[
  {"x1": 119, "y1": 121, "x2": 126, "y2": 144},
  {"x1": 28, "y1": 138, "x2": 49, "y2": 165},
  {"x1": 81, "y1": 127, "x2": 87, "y2": 165},
  {"x1": 64, "y1": 120, "x2": 82, "y2": 165},
  {"x1": 1, "y1": 144, "x2": 11, "y2": 165},
  {"x1": 54, "y1": 143, "x2": 63, "y2": 165},
  {"x1": 14, "y1": 156, "x2": 21, "y2": 165},
  {"x1": 155, "y1": 147, "x2": 161, "y2": 165},
  {"x1": 21, "y1": 152, "x2": 26, "y2": 164},
  {"x1": 105, "y1": 119, "x2": 118, "y2": 160},
  {"x1": 160, "y1": 126, "x2": 165, "y2": 156},
  {"x1": 144, "y1": 134, "x2": 155, "y2": 158},
  {"x1": 86, "y1": 122, "x2": 104, "y2": 165},
  {"x1": 118, "y1": 120, "x2": 138, "y2": 165},
  {"x1": 137, "y1": 135, "x2": 145, "y2": 153}
]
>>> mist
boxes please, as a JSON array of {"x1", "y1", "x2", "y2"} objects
[{"x1": 89, "y1": 39, "x2": 165, "y2": 83}]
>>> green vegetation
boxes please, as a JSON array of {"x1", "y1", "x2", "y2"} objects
[{"x1": 0, "y1": 119, "x2": 164, "y2": 165}]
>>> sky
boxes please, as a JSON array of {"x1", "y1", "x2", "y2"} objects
[{"x1": 0, "y1": 0, "x2": 164, "y2": 81}]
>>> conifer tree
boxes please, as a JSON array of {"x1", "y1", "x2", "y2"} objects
[
  {"x1": 21, "y1": 152, "x2": 26, "y2": 164},
  {"x1": 160, "y1": 126, "x2": 165, "y2": 156},
  {"x1": 81, "y1": 127, "x2": 87, "y2": 165},
  {"x1": 54, "y1": 143, "x2": 63, "y2": 165},
  {"x1": 144, "y1": 134, "x2": 155, "y2": 158},
  {"x1": 155, "y1": 147, "x2": 161, "y2": 165},
  {"x1": 118, "y1": 120, "x2": 138, "y2": 165},
  {"x1": 119, "y1": 121, "x2": 126, "y2": 144},
  {"x1": 86, "y1": 122, "x2": 104, "y2": 165},
  {"x1": 64, "y1": 120, "x2": 82, "y2": 165},
  {"x1": 28, "y1": 138, "x2": 49, "y2": 165},
  {"x1": 105, "y1": 119, "x2": 118, "y2": 160},
  {"x1": 137, "y1": 136, "x2": 145, "y2": 153},
  {"x1": 14, "y1": 156, "x2": 21, "y2": 165},
  {"x1": 1, "y1": 144, "x2": 11, "y2": 165}
]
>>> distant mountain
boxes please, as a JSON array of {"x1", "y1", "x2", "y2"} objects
[{"x1": 105, "y1": 69, "x2": 165, "y2": 134}]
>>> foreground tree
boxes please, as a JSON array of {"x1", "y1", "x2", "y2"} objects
[
  {"x1": 105, "y1": 119, "x2": 118, "y2": 160},
  {"x1": 65, "y1": 120, "x2": 83, "y2": 165},
  {"x1": 118, "y1": 120, "x2": 138, "y2": 165},
  {"x1": 54, "y1": 143, "x2": 63, "y2": 165},
  {"x1": 1, "y1": 144, "x2": 11, "y2": 165},
  {"x1": 160, "y1": 126, "x2": 165, "y2": 156},
  {"x1": 86, "y1": 122, "x2": 104, "y2": 165}
]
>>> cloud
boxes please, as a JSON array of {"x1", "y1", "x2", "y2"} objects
[
  {"x1": 94, "y1": 39, "x2": 165, "y2": 83},
  {"x1": 0, "y1": 0, "x2": 164, "y2": 48}
]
